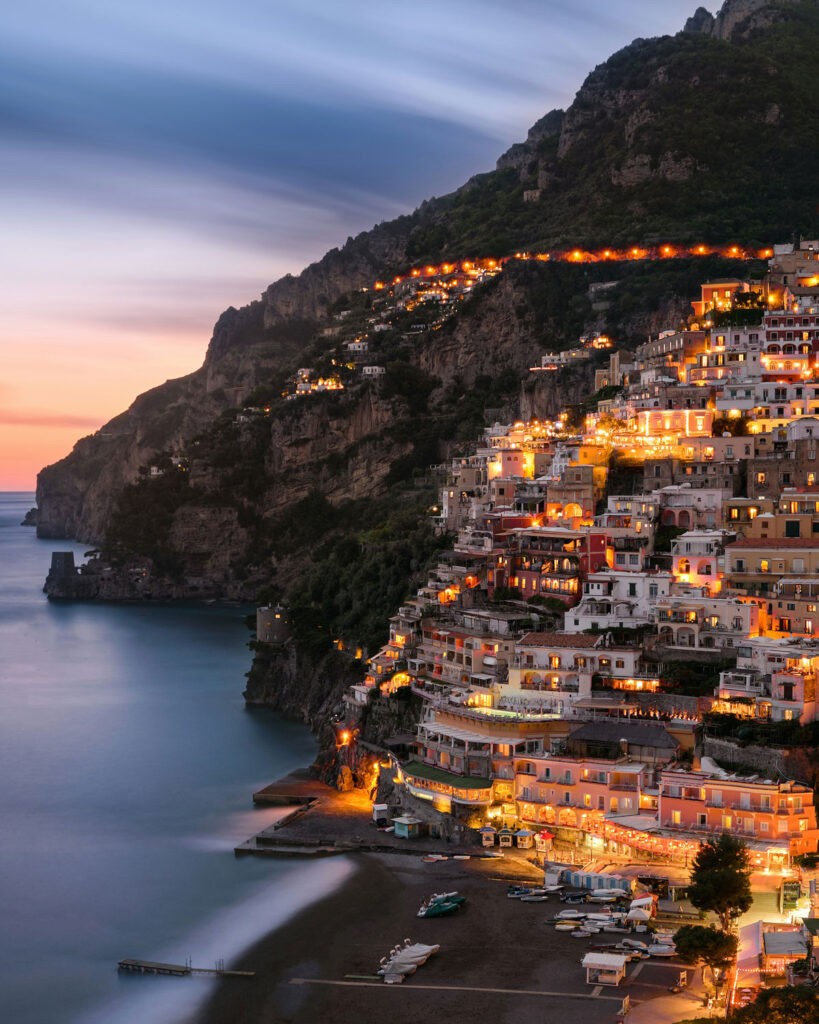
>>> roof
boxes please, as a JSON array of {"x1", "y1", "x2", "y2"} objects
[
  {"x1": 763, "y1": 930, "x2": 806, "y2": 957},
  {"x1": 518, "y1": 632, "x2": 601, "y2": 649},
  {"x1": 569, "y1": 720, "x2": 678, "y2": 749},
  {"x1": 728, "y1": 538, "x2": 819, "y2": 549},
  {"x1": 582, "y1": 952, "x2": 629, "y2": 969},
  {"x1": 402, "y1": 759, "x2": 492, "y2": 789}
]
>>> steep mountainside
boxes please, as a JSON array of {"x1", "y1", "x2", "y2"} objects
[{"x1": 37, "y1": 1, "x2": 819, "y2": 625}]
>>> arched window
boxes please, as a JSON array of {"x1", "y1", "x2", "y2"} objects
[{"x1": 678, "y1": 557, "x2": 690, "y2": 574}]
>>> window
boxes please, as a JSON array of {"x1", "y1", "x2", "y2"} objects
[
  {"x1": 697, "y1": 814, "x2": 706, "y2": 826},
  {"x1": 672, "y1": 810, "x2": 681, "y2": 825},
  {"x1": 760, "y1": 560, "x2": 770, "y2": 573},
  {"x1": 757, "y1": 472, "x2": 766, "y2": 484}
]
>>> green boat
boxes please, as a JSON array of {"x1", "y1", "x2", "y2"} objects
[{"x1": 417, "y1": 891, "x2": 466, "y2": 918}]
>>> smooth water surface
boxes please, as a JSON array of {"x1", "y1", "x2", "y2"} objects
[{"x1": 0, "y1": 493, "x2": 342, "y2": 1024}]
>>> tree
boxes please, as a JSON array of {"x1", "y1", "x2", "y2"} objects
[
  {"x1": 687, "y1": 832, "x2": 752, "y2": 932},
  {"x1": 724, "y1": 986, "x2": 819, "y2": 1024},
  {"x1": 673, "y1": 925, "x2": 737, "y2": 989}
]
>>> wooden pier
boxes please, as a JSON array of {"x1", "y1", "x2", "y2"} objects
[{"x1": 117, "y1": 958, "x2": 254, "y2": 978}]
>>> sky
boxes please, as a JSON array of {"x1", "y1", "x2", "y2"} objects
[{"x1": 0, "y1": 0, "x2": 701, "y2": 491}]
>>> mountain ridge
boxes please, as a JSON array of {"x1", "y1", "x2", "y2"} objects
[{"x1": 37, "y1": 0, "x2": 819, "y2": 552}]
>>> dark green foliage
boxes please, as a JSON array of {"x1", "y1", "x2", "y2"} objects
[
  {"x1": 106, "y1": 467, "x2": 198, "y2": 577},
  {"x1": 673, "y1": 925, "x2": 737, "y2": 972},
  {"x1": 653, "y1": 524, "x2": 686, "y2": 553},
  {"x1": 397, "y1": 11, "x2": 819, "y2": 264},
  {"x1": 285, "y1": 501, "x2": 448, "y2": 655},
  {"x1": 712, "y1": 415, "x2": 751, "y2": 436},
  {"x1": 721, "y1": 987, "x2": 819, "y2": 1024},
  {"x1": 688, "y1": 833, "x2": 752, "y2": 932},
  {"x1": 381, "y1": 362, "x2": 439, "y2": 414},
  {"x1": 703, "y1": 713, "x2": 819, "y2": 748},
  {"x1": 659, "y1": 658, "x2": 735, "y2": 697}
]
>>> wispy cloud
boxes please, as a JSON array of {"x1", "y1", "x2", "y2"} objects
[
  {"x1": 0, "y1": 410, "x2": 105, "y2": 430},
  {"x1": 0, "y1": 0, "x2": 697, "y2": 488}
]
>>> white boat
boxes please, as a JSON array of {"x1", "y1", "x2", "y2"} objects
[
  {"x1": 554, "y1": 921, "x2": 578, "y2": 931},
  {"x1": 384, "y1": 941, "x2": 439, "y2": 966},
  {"x1": 647, "y1": 944, "x2": 676, "y2": 958},
  {"x1": 520, "y1": 893, "x2": 550, "y2": 902},
  {"x1": 399, "y1": 940, "x2": 440, "y2": 959},
  {"x1": 556, "y1": 909, "x2": 586, "y2": 919},
  {"x1": 572, "y1": 929, "x2": 592, "y2": 937},
  {"x1": 621, "y1": 938, "x2": 648, "y2": 951},
  {"x1": 587, "y1": 892, "x2": 618, "y2": 902},
  {"x1": 378, "y1": 961, "x2": 417, "y2": 983}
]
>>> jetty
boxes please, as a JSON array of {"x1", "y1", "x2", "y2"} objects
[{"x1": 117, "y1": 958, "x2": 254, "y2": 978}]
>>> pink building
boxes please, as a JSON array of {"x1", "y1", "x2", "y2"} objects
[{"x1": 659, "y1": 768, "x2": 818, "y2": 869}]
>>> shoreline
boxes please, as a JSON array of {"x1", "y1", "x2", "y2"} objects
[
  {"x1": 196, "y1": 850, "x2": 556, "y2": 1024},
  {"x1": 198, "y1": 777, "x2": 707, "y2": 1024}
]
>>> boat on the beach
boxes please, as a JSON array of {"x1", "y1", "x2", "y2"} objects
[
  {"x1": 554, "y1": 921, "x2": 578, "y2": 931},
  {"x1": 417, "y1": 891, "x2": 465, "y2": 918},
  {"x1": 378, "y1": 960, "x2": 418, "y2": 983},
  {"x1": 647, "y1": 943, "x2": 676, "y2": 957},
  {"x1": 382, "y1": 941, "x2": 439, "y2": 966},
  {"x1": 555, "y1": 909, "x2": 585, "y2": 919}
]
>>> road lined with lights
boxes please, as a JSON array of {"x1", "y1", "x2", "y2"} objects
[{"x1": 371, "y1": 243, "x2": 772, "y2": 290}]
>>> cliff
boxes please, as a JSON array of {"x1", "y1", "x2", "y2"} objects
[
  {"x1": 37, "y1": 0, "x2": 819, "y2": 545},
  {"x1": 34, "y1": 2, "x2": 819, "y2": 748}
]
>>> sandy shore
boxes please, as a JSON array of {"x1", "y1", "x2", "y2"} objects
[{"x1": 195, "y1": 850, "x2": 690, "y2": 1024}]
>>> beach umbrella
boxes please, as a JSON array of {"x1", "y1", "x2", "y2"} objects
[
  {"x1": 630, "y1": 896, "x2": 655, "y2": 908},
  {"x1": 626, "y1": 907, "x2": 651, "y2": 922}
]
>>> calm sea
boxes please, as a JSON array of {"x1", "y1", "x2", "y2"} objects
[{"x1": 0, "y1": 493, "x2": 352, "y2": 1024}]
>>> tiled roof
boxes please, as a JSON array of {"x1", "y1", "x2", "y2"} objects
[
  {"x1": 569, "y1": 721, "x2": 678, "y2": 749},
  {"x1": 518, "y1": 632, "x2": 601, "y2": 648}
]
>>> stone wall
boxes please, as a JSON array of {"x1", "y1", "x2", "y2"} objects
[{"x1": 702, "y1": 736, "x2": 788, "y2": 776}]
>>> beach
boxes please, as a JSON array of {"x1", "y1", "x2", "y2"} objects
[{"x1": 198, "y1": 848, "x2": 688, "y2": 1024}]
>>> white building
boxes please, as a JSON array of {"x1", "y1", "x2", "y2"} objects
[{"x1": 564, "y1": 570, "x2": 672, "y2": 633}]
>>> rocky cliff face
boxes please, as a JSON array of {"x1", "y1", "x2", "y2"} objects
[{"x1": 36, "y1": 0, "x2": 819, "y2": 554}]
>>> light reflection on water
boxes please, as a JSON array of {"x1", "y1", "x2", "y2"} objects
[{"x1": 0, "y1": 493, "x2": 331, "y2": 1024}]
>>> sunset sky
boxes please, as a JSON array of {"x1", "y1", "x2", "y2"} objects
[{"x1": 1, "y1": 0, "x2": 698, "y2": 491}]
